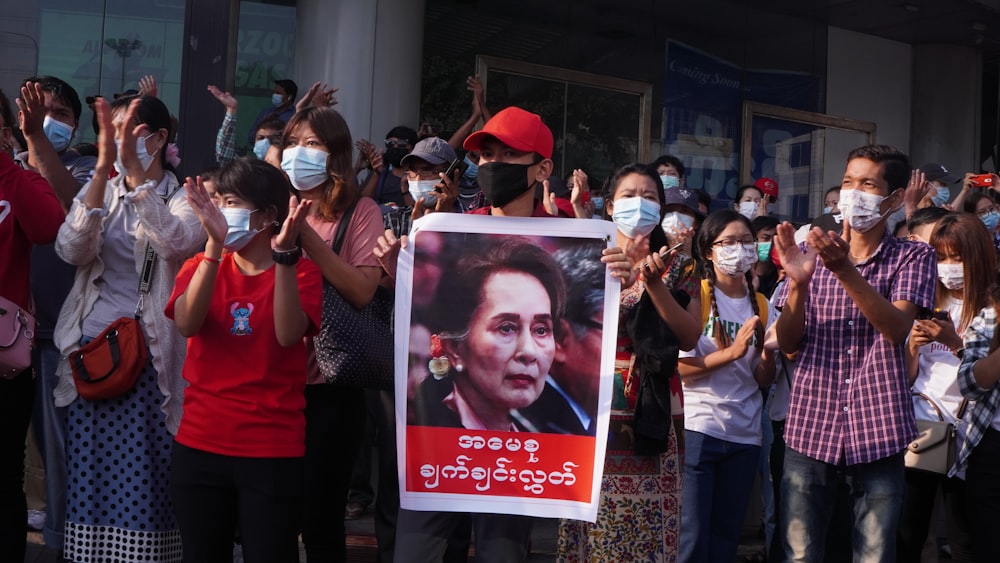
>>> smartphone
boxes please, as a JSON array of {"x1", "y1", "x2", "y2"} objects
[
  {"x1": 970, "y1": 173, "x2": 994, "y2": 188},
  {"x1": 442, "y1": 158, "x2": 468, "y2": 180},
  {"x1": 917, "y1": 308, "x2": 949, "y2": 321},
  {"x1": 659, "y1": 242, "x2": 684, "y2": 258}
]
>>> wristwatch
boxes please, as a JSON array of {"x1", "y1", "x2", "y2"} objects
[{"x1": 272, "y1": 246, "x2": 302, "y2": 266}]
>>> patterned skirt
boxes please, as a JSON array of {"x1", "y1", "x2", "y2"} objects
[
  {"x1": 557, "y1": 410, "x2": 681, "y2": 562},
  {"x1": 63, "y1": 352, "x2": 182, "y2": 562}
]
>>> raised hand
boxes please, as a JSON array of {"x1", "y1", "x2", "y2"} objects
[
  {"x1": 115, "y1": 98, "x2": 148, "y2": 184},
  {"x1": 138, "y1": 75, "x2": 158, "y2": 97},
  {"x1": 93, "y1": 97, "x2": 116, "y2": 176},
  {"x1": 275, "y1": 195, "x2": 313, "y2": 251},
  {"x1": 433, "y1": 166, "x2": 460, "y2": 212},
  {"x1": 904, "y1": 168, "x2": 929, "y2": 215},
  {"x1": 207, "y1": 85, "x2": 238, "y2": 112},
  {"x1": 637, "y1": 246, "x2": 671, "y2": 285},
  {"x1": 184, "y1": 176, "x2": 228, "y2": 244},
  {"x1": 728, "y1": 316, "x2": 760, "y2": 360},
  {"x1": 541, "y1": 179, "x2": 559, "y2": 216},
  {"x1": 806, "y1": 226, "x2": 851, "y2": 274},
  {"x1": 773, "y1": 222, "x2": 817, "y2": 285},
  {"x1": 16, "y1": 82, "x2": 47, "y2": 139},
  {"x1": 374, "y1": 228, "x2": 404, "y2": 279},
  {"x1": 296, "y1": 82, "x2": 339, "y2": 112}
]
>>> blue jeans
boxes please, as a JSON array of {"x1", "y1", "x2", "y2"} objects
[
  {"x1": 780, "y1": 446, "x2": 904, "y2": 563},
  {"x1": 679, "y1": 431, "x2": 760, "y2": 563},
  {"x1": 31, "y1": 340, "x2": 67, "y2": 549}
]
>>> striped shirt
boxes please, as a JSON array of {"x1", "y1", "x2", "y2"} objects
[
  {"x1": 775, "y1": 233, "x2": 936, "y2": 465},
  {"x1": 954, "y1": 306, "x2": 999, "y2": 475}
]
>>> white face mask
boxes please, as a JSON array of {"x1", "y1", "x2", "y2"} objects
[
  {"x1": 408, "y1": 179, "x2": 438, "y2": 205},
  {"x1": 611, "y1": 196, "x2": 661, "y2": 239},
  {"x1": 281, "y1": 146, "x2": 329, "y2": 191},
  {"x1": 661, "y1": 211, "x2": 695, "y2": 233},
  {"x1": 737, "y1": 201, "x2": 758, "y2": 219},
  {"x1": 937, "y1": 263, "x2": 964, "y2": 290},
  {"x1": 113, "y1": 133, "x2": 158, "y2": 175},
  {"x1": 839, "y1": 188, "x2": 892, "y2": 233},
  {"x1": 714, "y1": 242, "x2": 758, "y2": 277}
]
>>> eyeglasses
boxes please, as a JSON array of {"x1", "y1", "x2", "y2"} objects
[
  {"x1": 385, "y1": 138, "x2": 410, "y2": 149},
  {"x1": 980, "y1": 205, "x2": 999, "y2": 217},
  {"x1": 406, "y1": 169, "x2": 442, "y2": 180},
  {"x1": 712, "y1": 238, "x2": 756, "y2": 250}
]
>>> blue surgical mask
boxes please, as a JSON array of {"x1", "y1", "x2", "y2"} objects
[
  {"x1": 461, "y1": 155, "x2": 479, "y2": 184},
  {"x1": 981, "y1": 210, "x2": 1000, "y2": 232},
  {"x1": 660, "y1": 175, "x2": 680, "y2": 190},
  {"x1": 611, "y1": 196, "x2": 661, "y2": 239},
  {"x1": 931, "y1": 185, "x2": 950, "y2": 207},
  {"x1": 253, "y1": 138, "x2": 270, "y2": 160},
  {"x1": 281, "y1": 146, "x2": 329, "y2": 191},
  {"x1": 822, "y1": 206, "x2": 833, "y2": 215},
  {"x1": 592, "y1": 196, "x2": 605, "y2": 212},
  {"x1": 408, "y1": 179, "x2": 438, "y2": 206},
  {"x1": 271, "y1": 93, "x2": 284, "y2": 107},
  {"x1": 221, "y1": 207, "x2": 262, "y2": 252},
  {"x1": 113, "y1": 133, "x2": 158, "y2": 175},
  {"x1": 43, "y1": 115, "x2": 73, "y2": 152},
  {"x1": 757, "y1": 241, "x2": 772, "y2": 263}
]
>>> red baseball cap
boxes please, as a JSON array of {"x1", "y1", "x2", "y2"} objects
[
  {"x1": 754, "y1": 177, "x2": 779, "y2": 198},
  {"x1": 463, "y1": 107, "x2": 554, "y2": 159}
]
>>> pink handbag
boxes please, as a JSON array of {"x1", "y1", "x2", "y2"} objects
[{"x1": 0, "y1": 295, "x2": 35, "y2": 379}]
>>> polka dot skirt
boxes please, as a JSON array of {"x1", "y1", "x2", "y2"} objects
[{"x1": 63, "y1": 357, "x2": 182, "y2": 562}]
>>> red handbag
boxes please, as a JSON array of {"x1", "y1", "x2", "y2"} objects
[
  {"x1": 70, "y1": 241, "x2": 156, "y2": 400},
  {"x1": 70, "y1": 316, "x2": 148, "y2": 400},
  {"x1": 0, "y1": 295, "x2": 35, "y2": 379}
]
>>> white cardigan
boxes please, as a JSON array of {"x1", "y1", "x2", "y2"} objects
[{"x1": 53, "y1": 172, "x2": 206, "y2": 434}]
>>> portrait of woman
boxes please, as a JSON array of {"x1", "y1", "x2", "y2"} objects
[{"x1": 409, "y1": 235, "x2": 566, "y2": 432}]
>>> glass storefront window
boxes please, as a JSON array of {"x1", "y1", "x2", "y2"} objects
[
  {"x1": 38, "y1": 0, "x2": 184, "y2": 145},
  {"x1": 233, "y1": 0, "x2": 296, "y2": 149}
]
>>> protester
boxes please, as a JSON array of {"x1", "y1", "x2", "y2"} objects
[
  {"x1": 0, "y1": 88, "x2": 64, "y2": 563},
  {"x1": 772, "y1": 146, "x2": 936, "y2": 561},
  {"x1": 678, "y1": 209, "x2": 777, "y2": 563},
  {"x1": 166, "y1": 159, "x2": 322, "y2": 562},
  {"x1": 963, "y1": 191, "x2": 1000, "y2": 254},
  {"x1": 359, "y1": 125, "x2": 419, "y2": 207},
  {"x1": 558, "y1": 163, "x2": 701, "y2": 562},
  {"x1": 246, "y1": 78, "x2": 297, "y2": 143},
  {"x1": 955, "y1": 270, "x2": 1000, "y2": 562},
  {"x1": 390, "y1": 105, "x2": 633, "y2": 563},
  {"x1": 735, "y1": 183, "x2": 768, "y2": 220},
  {"x1": 652, "y1": 154, "x2": 686, "y2": 191},
  {"x1": 906, "y1": 206, "x2": 950, "y2": 244},
  {"x1": 897, "y1": 212, "x2": 994, "y2": 562},
  {"x1": 919, "y1": 162, "x2": 962, "y2": 208},
  {"x1": 15, "y1": 74, "x2": 97, "y2": 553},
  {"x1": 53, "y1": 95, "x2": 205, "y2": 561},
  {"x1": 277, "y1": 106, "x2": 387, "y2": 563},
  {"x1": 823, "y1": 186, "x2": 840, "y2": 215}
]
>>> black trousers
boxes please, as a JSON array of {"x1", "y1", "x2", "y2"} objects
[
  {"x1": 170, "y1": 441, "x2": 304, "y2": 563},
  {"x1": 0, "y1": 370, "x2": 33, "y2": 562},
  {"x1": 965, "y1": 426, "x2": 1000, "y2": 563},
  {"x1": 301, "y1": 384, "x2": 365, "y2": 563}
]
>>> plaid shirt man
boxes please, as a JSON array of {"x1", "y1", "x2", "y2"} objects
[
  {"x1": 954, "y1": 305, "x2": 999, "y2": 475},
  {"x1": 214, "y1": 112, "x2": 237, "y2": 166},
  {"x1": 776, "y1": 233, "x2": 936, "y2": 465}
]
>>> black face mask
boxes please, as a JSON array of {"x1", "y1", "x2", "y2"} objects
[
  {"x1": 385, "y1": 148, "x2": 408, "y2": 168},
  {"x1": 477, "y1": 162, "x2": 535, "y2": 208}
]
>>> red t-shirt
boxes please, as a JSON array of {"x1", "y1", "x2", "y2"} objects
[
  {"x1": 0, "y1": 155, "x2": 63, "y2": 310},
  {"x1": 468, "y1": 199, "x2": 575, "y2": 217},
  {"x1": 165, "y1": 253, "x2": 323, "y2": 458}
]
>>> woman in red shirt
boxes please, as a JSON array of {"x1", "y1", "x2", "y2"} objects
[{"x1": 166, "y1": 158, "x2": 323, "y2": 562}]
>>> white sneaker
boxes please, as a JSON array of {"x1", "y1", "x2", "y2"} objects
[{"x1": 27, "y1": 509, "x2": 45, "y2": 531}]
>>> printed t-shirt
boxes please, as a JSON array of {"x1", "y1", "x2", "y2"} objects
[
  {"x1": 679, "y1": 287, "x2": 777, "y2": 446},
  {"x1": 165, "y1": 252, "x2": 323, "y2": 457}
]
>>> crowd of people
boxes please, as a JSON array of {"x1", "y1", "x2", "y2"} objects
[{"x1": 3, "y1": 70, "x2": 1000, "y2": 563}]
